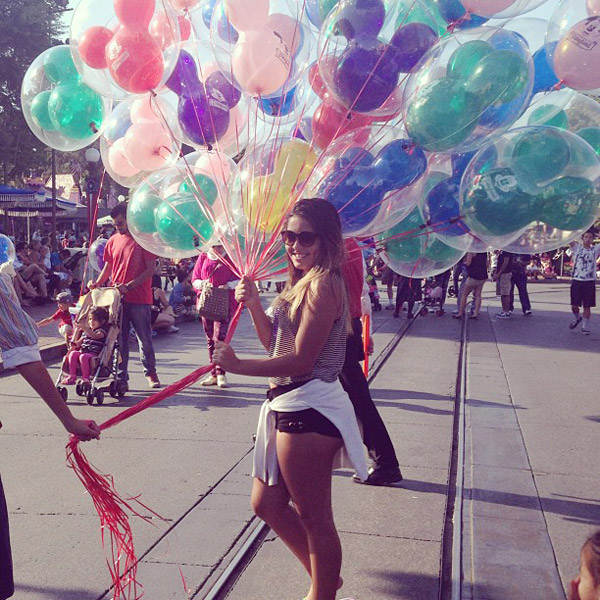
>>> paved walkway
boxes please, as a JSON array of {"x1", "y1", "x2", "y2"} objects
[{"x1": 0, "y1": 282, "x2": 598, "y2": 599}]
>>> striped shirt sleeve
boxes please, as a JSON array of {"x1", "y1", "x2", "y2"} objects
[{"x1": 0, "y1": 273, "x2": 39, "y2": 353}]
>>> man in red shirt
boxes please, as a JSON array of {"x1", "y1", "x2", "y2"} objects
[{"x1": 88, "y1": 203, "x2": 160, "y2": 389}]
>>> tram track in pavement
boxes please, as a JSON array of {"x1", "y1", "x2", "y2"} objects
[{"x1": 195, "y1": 310, "x2": 423, "y2": 600}]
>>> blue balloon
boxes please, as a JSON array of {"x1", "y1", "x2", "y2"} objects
[
  {"x1": 478, "y1": 96, "x2": 525, "y2": 129},
  {"x1": 532, "y1": 43, "x2": 559, "y2": 94},
  {"x1": 259, "y1": 85, "x2": 299, "y2": 118},
  {"x1": 434, "y1": 0, "x2": 488, "y2": 28},
  {"x1": 203, "y1": 0, "x2": 239, "y2": 43},
  {"x1": 373, "y1": 140, "x2": 427, "y2": 190},
  {"x1": 451, "y1": 151, "x2": 476, "y2": 177},
  {"x1": 0, "y1": 234, "x2": 15, "y2": 265},
  {"x1": 336, "y1": 147, "x2": 374, "y2": 170},
  {"x1": 425, "y1": 176, "x2": 465, "y2": 236}
]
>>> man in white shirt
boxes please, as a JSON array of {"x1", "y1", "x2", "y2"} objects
[{"x1": 569, "y1": 229, "x2": 600, "y2": 335}]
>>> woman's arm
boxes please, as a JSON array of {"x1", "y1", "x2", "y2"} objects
[
  {"x1": 216, "y1": 276, "x2": 340, "y2": 377},
  {"x1": 464, "y1": 252, "x2": 474, "y2": 267}
]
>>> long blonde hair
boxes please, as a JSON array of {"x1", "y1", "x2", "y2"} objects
[{"x1": 275, "y1": 199, "x2": 347, "y2": 323}]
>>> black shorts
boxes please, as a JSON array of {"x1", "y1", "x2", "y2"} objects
[
  {"x1": 571, "y1": 280, "x2": 596, "y2": 308},
  {"x1": 267, "y1": 383, "x2": 342, "y2": 438}
]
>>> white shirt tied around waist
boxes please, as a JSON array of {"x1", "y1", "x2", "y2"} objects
[{"x1": 253, "y1": 378, "x2": 369, "y2": 486}]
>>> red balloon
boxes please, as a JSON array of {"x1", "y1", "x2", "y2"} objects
[
  {"x1": 308, "y1": 63, "x2": 327, "y2": 99},
  {"x1": 106, "y1": 27, "x2": 164, "y2": 93},
  {"x1": 79, "y1": 26, "x2": 113, "y2": 69},
  {"x1": 178, "y1": 15, "x2": 191, "y2": 41},
  {"x1": 114, "y1": 0, "x2": 155, "y2": 30},
  {"x1": 312, "y1": 99, "x2": 372, "y2": 150}
]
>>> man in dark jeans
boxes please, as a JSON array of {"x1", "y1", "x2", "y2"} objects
[
  {"x1": 509, "y1": 253, "x2": 532, "y2": 316},
  {"x1": 341, "y1": 239, "x2": 402, "y2": 486}
]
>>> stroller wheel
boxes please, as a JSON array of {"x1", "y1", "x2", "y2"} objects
[
  {"x1": 95, "y1": 390, "x2": 104, "y2": 405},
  {"x1": 76, "y1": 382, "x2": 83, "y2": 397},
  {"x1": 116, "y1": 380, "x2": 128, "y2": 398},
  {"x1": 86, "y1": 391, "x2": 94, "y2": 405},
  {"x1": 109, "y1": 381, "x2": 118, "y2": 398},
  {"x1": 420, "y1": 307, "x2": 428, "y2": 316},
  {"x1": 58, "y1": 386, "x2": 68, "y2": 402}
]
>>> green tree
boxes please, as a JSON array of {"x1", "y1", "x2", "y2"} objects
[{"x1": 0, "y1": 0, "x2": 69, "y2": 184}]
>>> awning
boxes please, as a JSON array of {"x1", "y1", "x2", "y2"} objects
[{"x1": 0, "y1": 185, "x2": 36, "y2": 204}]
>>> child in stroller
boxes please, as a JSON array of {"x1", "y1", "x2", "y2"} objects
[
  {"x1": 62, "y1": 306, "x2": 109, "y2": 385},
  {"x1": 366, "y1": 270, "x2": 382, "y2": 311}
]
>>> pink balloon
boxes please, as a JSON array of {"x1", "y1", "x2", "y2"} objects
[
  {"x1": 224, "y1": 0, "x2": 269, "y2": 31},
  {"x1": 195, "y1": 151, "x2": 233, "y2": 186},
  {"x1": 588, "y1": 0, "x2": 600, "y2": 16},
  {"x1": 123, "y1": 122, "x2": 174, "y2": 171},
  {"x1": 108, "y1": 138, "x2": 140, "y2": 178},
  {"x1": 130, "y1": 96, "x2": 160, "y2": 123},
  {"x1": 554, "y1": 16, "x2": 600, "y2": 91},
  {"x1": 460, "y1": 0, "x2": 515, "y2": 17},
  {"x1": 169, "y1": 0, "x2": 201, "y2": 11},
  {"x1": 266, "y1": 13, "x2": 302, "y2": 56},
  {"x1": 114, "y1": 0, "x2": 155, "y2": 31},
  {"x1": 232, "y1": 30, "x2": 291, "y2": 95}
]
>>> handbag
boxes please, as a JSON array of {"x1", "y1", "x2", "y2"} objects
[{"x1": 196, "y1": 262, "x2": 230, "y2": 322}]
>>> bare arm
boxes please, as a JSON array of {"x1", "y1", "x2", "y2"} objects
[
  {"x1": 15, "y1": 361, "x2": 100, "y2": 440},
  {"x1": 36, "y1": 317, "x2": 53, "y2": 327},
  {"x1": 89, "y1": 261, "x2": 111, "y2": 288}
]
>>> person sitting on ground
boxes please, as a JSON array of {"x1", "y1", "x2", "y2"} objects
[
  {"x1": 36, "y1": 291, "x2": 75, "y2": 347},
  {"x1": 169, "y1": 268, "x2": 195, "y2": 318},
  {"x1": 568, "y1": 529, "x2": 600, "y2": 600},
  {"x1": 151, "y1": 284, "x2": 179, "y2": 334},
  {"x1": 62, "y1": 306, "x2": 110, "y2": 385},
  {"x1": 13, "y1": 242, "x2": 48, "y2": 302}
]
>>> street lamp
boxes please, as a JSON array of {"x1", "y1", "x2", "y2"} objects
[{"x1": 85, "y1": 147, "x2": 101, "y2": 237}]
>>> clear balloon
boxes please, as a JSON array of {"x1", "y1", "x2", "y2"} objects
[
  {"x1": 460, "y1": 0, "x2": 548, "y2": 19},
  {"x1": 88, "y1": 238, "x2": 107, "y2": 272},
  {"x1": 21, "y1": 45, "x2": 111, "y2": 151},
  {"x1": 69, "y1": 0, "x2": 180, "y2": 100},
  {"x1": 460, "y1": 126, "x2": 600, "y2": 253},
  {"x1": 0, "y1": 234, "x2": 15, "y2": 266},
  {"x1": 403, "y1": 26, "x2": 533, "y2": 153}
]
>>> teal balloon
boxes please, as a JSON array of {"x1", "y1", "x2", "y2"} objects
[
  {"x1": 382, "y1": 208, "x2": 425, "y2": 263},
  {"x1": 464, "y1": 50, "x2": 529, "y2": 106},
  {"x1": 179, "y1": 174, "x2": 218, "y2": 205},
  {"x1": 128, "y1": 187, "x2": 162, "y2": 234},
  {"x1": 540, "y1": 176, "x2": 600, "y2": 231},
  {"x1": 463, "y1": 167, "x2": 536, "y2": 236},
  {"x1": 48, "y1": 82, "x2": 105, "y2": 139},
  {"x1": 528, "y1": 105, "x2": 569, "y2": 129},
  {"x1": 511, "y1": 128, "x2": 571, "y2": 187},
  {"x1": 155, "y1": 193, "x2": 214, "y2": 251},
  {"x1": 396, "y1": 0, "x2": 446, "y2": 36},
  {"x1": 30, "y1": 91, "x2": 56, "y2": 131},
  {"x1": 406, "y1": 78, "x2": 481, "y2": 151},
  {"x1": 577, "y1": 127, "x2": 600, "y2": 156},
  {"x1": 43, "y1": 46, "x2": 79, "y2": 84},
  {"x1": 424, "y1": 237, "x2": 464, "y2": 263},
  {"x1": 447, "y1": 41, "x2": 494, "y2": 81}
]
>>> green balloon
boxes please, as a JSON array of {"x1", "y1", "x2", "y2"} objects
[
  {"x1": 406, "y1": 78, "x2": 481, "y2": 151},
  {"x1": 464, "y1": 50, "x2": 529, "y2": 106},
  {"x1": 463, "y1": 167, "x2": 536, "y2": 236},
  {"x1": 381, "y1": 208, "x2": 426, "y2": 264},
  {"x1": 511, "y1": 128, "x2": 571, "y2": 187},
  {"x1": 540, "y1": 176, "x2": 600, "y2": 231},
  {"x1": 30, "y1": 91, "x2": 56, "y2": 131},
  {"x1": 396, "y1": 0, "x2": 446, "y2": 36},
  {"x1": 155, "y1": 193, "x2": 214, "y2": 251},
  {"x1": 128, "y1": 187, "x2": 162, "y2": 234},
  {"x1": 319, "y1": 0, "x2": 338, "y2": 21},
  {"x1": 423, "y1": 237, "x2": 464, "y2": 263},
  {"x1": 528, "y1": 105, "x2": 568, "y2": 129},
  {"x1": 577, "y1": 127, "x2": 600, "y2": 156},
  {"x1": 179, "y1": 174, "x2": 218, "y2": 205},
  {"x1": 43, "y1": 46, "x2": 79, "y2": 84},
  {"x1": 447, "y1": 41, "x2": 494, "y2": 81},
  {"x1": 48, "y1": 82, "x2": 105, "y2": 139}
]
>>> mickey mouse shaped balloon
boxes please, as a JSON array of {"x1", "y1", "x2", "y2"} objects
[{"x1": 70, "y1": 0, "x2": 181, "y2": 100}]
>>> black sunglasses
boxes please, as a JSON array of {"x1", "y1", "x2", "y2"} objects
[{"x1": 281, "y1": 230, "x2": 318, "y2": 247}]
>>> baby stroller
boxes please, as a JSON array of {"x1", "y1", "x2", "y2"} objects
[
  {"x1": 55, "y1": 288, "x2": 127, "y2": 405},
  {"x1": 366, "y1": 272, "x2": 382, "y2": 311}
]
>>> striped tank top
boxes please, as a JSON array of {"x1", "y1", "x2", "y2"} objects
[{"x1": 268, "y1": 293, "x2": 348, "y2": 388}]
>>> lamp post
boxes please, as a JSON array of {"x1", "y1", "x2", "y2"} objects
[{"x1": 84, "y1": 147, "x2": 101, "y2": 238}]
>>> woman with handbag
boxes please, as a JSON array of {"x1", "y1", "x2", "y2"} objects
[
  {"x1": 212, "y1": 199, "x2": 367, "y2": 600},
  {"x1": 191, "y1": 244, "x2": 239, "y2": 388}
]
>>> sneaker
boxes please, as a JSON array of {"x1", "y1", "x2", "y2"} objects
[
  {"x1": 385, "y1": 303, "x2": 394, "y2": 310},
  {"x1": 436, "y1": 309, "x2": 444, "y2": 316},
  {"x1": 452, "y1": 313, "x2": 462, "y2": 319},
  {"x1": 217, "y1": 374, "x2": 228, "y2": 388},
  {"x1": 582, "y1": 327, "x2": 591, "y2": 335},
  {"x1": 201, "y1": 375, "x2": 218, "y2": 386},
  {"x1": 496, "y1": 311, "x2": 511, "y2": 319},
  {"x1": 469, "y1": 313, "x2": 478, "y2": 319},
  {"x1": 353, "y1": 466, "x2": 403, "y2": 487},
  {"x1": 167, "y1": 325, "x2": 179, "y2": 333},
  {"x1": 151, "y1": 330, "x2": 157, "y2": 337},
  {"x1": 147, "y1": 373, "x2": 161, "y2": 389},
  {"x1": 524, "y1": 310, "x2": 532, "y2": 316},
  {"x1": 569, "y1": 316, "x2": 583, "y2": 330}
]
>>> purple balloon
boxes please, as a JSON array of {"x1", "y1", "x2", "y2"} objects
[
  {"x1": 206, "y1": 71, "x2": 241, "y2": 108},
  {"x1": 336, "y1": 0, "x2": 385, "y2": 40},
  {"x1": 333, "y1": 42, "x2": 398, "y2": 112},
  {"x1": 165, "y1": 50, "x2": 198, "y2": 96},
  {"x1": 390, "y1": 23, "x2": 437, "y2": 73},
  {"x1": 178, "y1": 89, "x2": 230, "y2": 146}
]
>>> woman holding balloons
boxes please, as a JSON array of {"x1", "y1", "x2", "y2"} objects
[{"x1": 213, "y1": 199, "x2": 367, "y2": 600}]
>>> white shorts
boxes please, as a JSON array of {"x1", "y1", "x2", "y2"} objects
[{"x1": 1, "y1": 344, "x2": 41, "y2": 369}]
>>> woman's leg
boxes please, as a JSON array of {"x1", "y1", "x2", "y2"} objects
[
  {"x1": 458, "y1": 281, "x2": 475, "y2": 316},
  {"x1": 473, "y1": 282, "x2": 484, "y2": 316},
  {"x1": 202, "y1": 318, "x2": 217, "y2": 375},
  {"x1": 277, "y1": 431, "x2": 344, "y2": 600},
  {"x1": 153, "y1": 312, "x2": 175, "y2": 331},
  {"x1": 214, "y1": 319, "x2": 230, "y2": 376}
]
